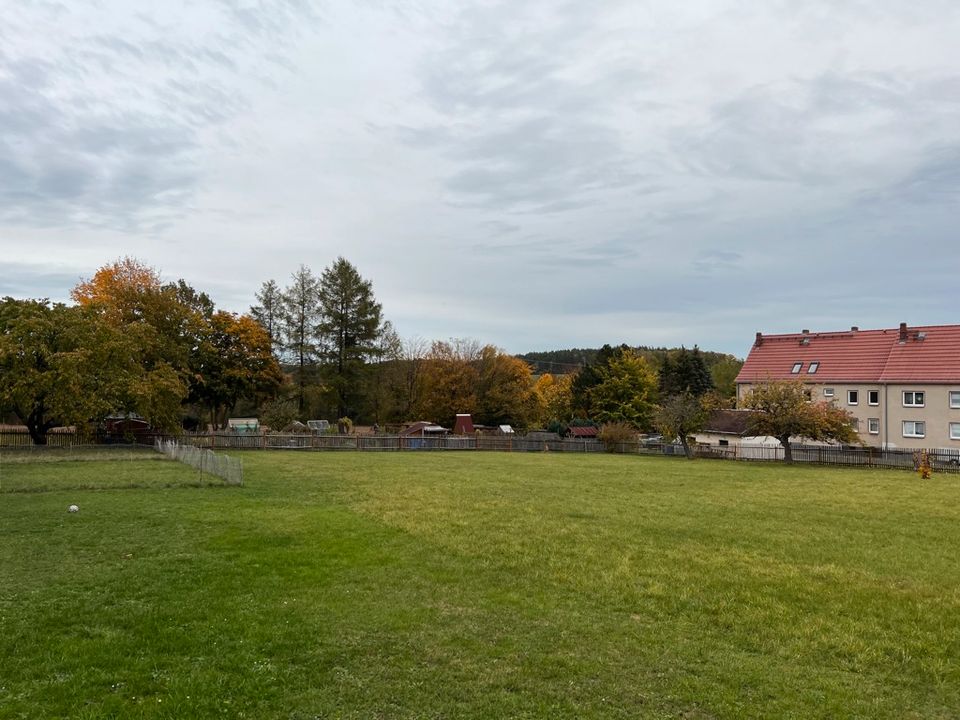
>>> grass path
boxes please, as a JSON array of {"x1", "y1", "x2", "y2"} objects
[{"x1": 1, "y1": 451, "x2": 958, "y2": 718}]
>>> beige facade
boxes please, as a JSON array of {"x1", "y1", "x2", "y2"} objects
[{"x1": 738, "y1": 382, "x2": 960, "y2": 450}]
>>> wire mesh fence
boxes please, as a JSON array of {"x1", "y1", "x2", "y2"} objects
[{"x1": 155, "y1": 439, "x2": 243, "y2": 486}]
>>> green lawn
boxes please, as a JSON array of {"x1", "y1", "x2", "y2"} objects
[{"x1": 1, "y1": 451, "x2": 958, "y2": 719}]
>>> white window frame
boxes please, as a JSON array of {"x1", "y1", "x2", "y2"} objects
[
  {"x1": 868, "y1": 390, "x2": 879, "y2": 406},
  {"x1": 903, "y1": 391, "x2": 925, "y2": 408},
  {"x1": 824, "y1": 388, "x2": 835, "y2": 398},
  {"x1": 951, "y1": 423, "x2": 960, "y2": 441},
  {"x1": 847, "y1": 390, "x2": 858, "y2": 406},
  {"x1": 868, "y1": 418, "x2": 880, "y2": 435},
  {"x1": 950, "y1": 391, "x2": 960, "y2": 409},
  {"x1": 902, "y1": 420, "x2": 926, "y2": 438},
  {"x1": 791, "y1": 362, "x2": 802, "y2": 374}
]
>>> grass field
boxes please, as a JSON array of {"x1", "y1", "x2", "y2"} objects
[{"x1": 1, "y1": 450, "x2": 958, "y2": 719}]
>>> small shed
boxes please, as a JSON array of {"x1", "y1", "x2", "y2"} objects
[
  {"x1": 228, "y1": 418, "x2": 260, "y2": 433},
  {"x1": 400, "y1": 421, "x2": 449, "y2": 437},
  {"x1": 693, "y1": 409, "x2": 754, "y2": 447},
  {"x1": 566, "y1": 425, "x2": 599, "y2": 438},
  {"x1": 453, "y1": 414, "x2": 475, "y2": 435}
]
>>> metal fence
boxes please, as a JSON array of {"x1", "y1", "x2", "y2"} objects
[
  {"x1": 155, "y1": 439, "x2": 243, "y2": 486},
  {"x1": 611, "y1": 440, "x2": 960, "y2": 473}
]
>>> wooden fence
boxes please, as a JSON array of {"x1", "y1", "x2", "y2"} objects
[
  {"x1": 180, "y1": 432, "x2": 605, "y2": 453},
  {"x1": 2, "y1": 429, "x2": 958, "y2": 473}
]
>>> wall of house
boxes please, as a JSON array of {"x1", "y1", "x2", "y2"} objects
[{"x1": 737, "y1": 382, "x2": 960, "y2": 450}]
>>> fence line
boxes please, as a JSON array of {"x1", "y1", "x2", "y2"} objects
[
  {"x1": 155, "y1": 439, "x2": 243, "y2": 486},
  {"x1": 178, "y1": 432, "x2": 605, "y2": 453},
  {"x1": 611, "y1": 440, "x2": 960, "y2": 473},
  {"x1": 2, "y1": 429, "x2": 957, "y2": 474}
]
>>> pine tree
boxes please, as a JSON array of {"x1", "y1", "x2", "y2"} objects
[
  {"x1": 659, "y1": 346, "x2": 713, "y2": 397},
  {"x1": 251, "y1": 279, "x2": 283, "y2": 356},
  {"x1": 316, "y1": 257, "x2": 383, "y2": 419},
  {"x1": 281, "y1": 266, "x2": 320, "y2": 414}
]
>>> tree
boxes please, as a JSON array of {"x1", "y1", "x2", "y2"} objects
[
  {"x1": 655, "y1": 394, "x2": 707, "y2": 459},
  {"x1": 659, "y1": 346, "x2": 713, "y2": 397},
  {"x1": 534, "y1": 373, "x2": 574, "y2": 428},
  {"x1": 363, "y1": 320, "x2": 402, "y2": 425},
  {"x1": 418, "y1": 339, "x2": 480, "y2": 426},
  {"x1": 391, "y1": 336, "x2": 429, "y2": 423},
  {"x1": 570, "y1": 344, "x2": 628, "y2": 416},
  {"x1": 316, "y1": 257, "x2": 383, "y2": 419},
  {"x1": 0, "y1": 299, "x2": 152, "y2": 444},
  {"x1": 188, "y1": 312, "x2": 284, "y2": 428},
  {"x1": 590, "y1": 350, "x2": 659, "y2": 428},
  {"x1": 474, "y1": 346, "x2": 538, "y2": 428},
  {"x1": 251, "y1": 279, "x2": 283, "y2": 355},
  {"x1": 281, "y1": 265, "x2": 320, "y2": 414},
  {"x1": 710, "y1": 356, "x2": 744, "y2": 399},
  {"x1": 742, "y1": 380, "x2": 859, "y2": 462},
  {"x1": 72, "y1": 258, "x2": 197, "y2": 380}
]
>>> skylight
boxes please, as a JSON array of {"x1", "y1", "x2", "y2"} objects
[
  {"x1": 791, "y1": 362, "x2": 803, "y2": 374},
  {"x1": 807, "y1": 361, "x2": 819, "y2": 374}
]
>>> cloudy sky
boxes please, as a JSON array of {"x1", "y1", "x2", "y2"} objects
[{"x1": 2, "y1": 1, "x2": 958, "y2": 357}]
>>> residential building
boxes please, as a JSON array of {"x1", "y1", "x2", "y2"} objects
[{"x1": 736, "y1": 323, "x2": 960, "y2": 450}]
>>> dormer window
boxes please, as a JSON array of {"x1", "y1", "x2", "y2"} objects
[
  {"x1": 807, "y1": 361, "x2": 819, "y2": 374},
  {"x1": 791, "y1": 362, "x2": 803, "y2": 374}
]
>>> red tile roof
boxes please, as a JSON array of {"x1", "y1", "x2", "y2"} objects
[{"x1": 736, "y1": 324, "x2": 960, "y2": 384}]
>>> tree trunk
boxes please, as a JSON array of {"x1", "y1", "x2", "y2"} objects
[
  {"x1": 27, "y1": 423, "x2": 49, "y2": 445},
  {"x1": 680, "y1": 434, "x2": 693, "y2": 459},
  {"x1": 780, "y1": 435, "x2": 793, "y2": 463},
  {"x1": 24, "y1": 406, "x2": 54, "y2": 445}
]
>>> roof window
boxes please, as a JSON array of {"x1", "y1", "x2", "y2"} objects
[
  {"x1": 807, "y1": 361, "x2": 819, "y2": 374},
  {"x1": 791, "y1": 362, "x2": 803, "y2": 374}
]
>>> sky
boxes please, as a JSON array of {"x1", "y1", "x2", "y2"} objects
[{"x1": 2, "y1": 1, "x2": 958, "y2": 358}]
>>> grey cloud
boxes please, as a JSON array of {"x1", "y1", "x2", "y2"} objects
[
  {"x1": 0, "y1": 2, "x2": 316, "y2": 232},
  {"x1": 0, "y1": 261, "x2": 81, "y2": 302}
]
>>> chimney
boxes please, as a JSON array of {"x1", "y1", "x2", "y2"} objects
[
  {"x1": 851, "y1": 326, "x2": 859, "y2": 332},
  {"x1": 755, "y1": 332, "x2": 763, "y2": 346},
  {"x1": 899, "y1": 322, "x2": 908, "y2": 343},
  {"x1": 801, "y1": 329, "x2": 809, "y2": 334}
]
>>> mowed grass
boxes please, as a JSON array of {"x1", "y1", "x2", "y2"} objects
[{"x1": 0, "y1": 451, "x2": 958, "y2": 719}]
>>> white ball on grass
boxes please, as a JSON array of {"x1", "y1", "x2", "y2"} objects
[{"x1": 68, "y1": 504, "x2": 79, "y2": 513}]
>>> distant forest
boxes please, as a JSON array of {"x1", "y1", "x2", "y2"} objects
[{"x1": 517, "y1": 347, "x2": 743, "y2": 375}]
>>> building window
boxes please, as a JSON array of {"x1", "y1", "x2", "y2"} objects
[
  {"x1": 824, "y1": 388, "x2": 834, "y2": 398},
  {"x1": 807, "y1": 361, "x2": 819, "y2": 374},
  {"x1": 791, "y1": 362, "x2": 802, "y2": 374},
  {"x1": 868, "y1": 418, "x2": 880, "y2": 435},
  {"x1": 951, "y1": 423, "x2": 960, "y2": 441},
  {"x1": 951, "y1": 391, "x2": 960, "y2": 409},
  {"x1": 903, "y1": 391, "x2": 925, "y2": 407},
  {"x1": 719, "y1": 439, "x2": 729, "y2": 446},
  {"x1": 848, "y1": 390, "x2": 858, "y2": 405},
  {"x1": 902, "y1": 421, "x2": 925, "y2": 438},
  {"x1": 868, "y1": 390, "x2": 879, "y2": 406}
]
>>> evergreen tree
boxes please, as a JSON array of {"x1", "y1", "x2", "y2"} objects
[
  {"x1": 281, "y1": 265, "x2": 320, "y2": 414},
  {"x1": 316, "y1": 257, "x2": 383, "y2": 419},
  {"x1": 251, "y1": 279, "x2": 283, "y2": 356},
  {"x1": 659, "y1": 346, "x2": 713, "y2": 397}
]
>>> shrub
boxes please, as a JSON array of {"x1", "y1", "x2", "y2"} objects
[{"x1": 598, "y1": 422, "x2": 638, "y2": 452}]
